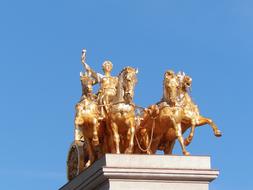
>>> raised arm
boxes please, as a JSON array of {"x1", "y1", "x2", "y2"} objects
[{"x1": 81, "y1": 49, "x2": 102, "y2": 83}]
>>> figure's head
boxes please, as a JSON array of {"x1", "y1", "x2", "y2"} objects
[{"x1": 102, "y1": 61, "x2": 113, "y2": 73}]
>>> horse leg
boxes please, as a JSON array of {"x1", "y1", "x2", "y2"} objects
[
  {"x1": 85, "y1": 139, "x2": 95, "y2": 168},
  {"x1": 173, "y1": 119, "x2": 190, "y2": 156},
  {"x1": 149, "y1": 137, "x2": 161, "y2": 154},
  {"x1": 134, "y1": 128, "x2": 151, "y2": 154},
  {"x1": 197, "y1": 116, "x2": 222, "y2": 137},
  {"x1": 74, "y1": 124, "x2": 83, "y2": 141},
  {"x1": 164, "y1": 140, "x2": 175, "y2": 155},
  {"x1": 74, "y1": 115, "x2": 84, "y2": 141},
  {"x1": 92, "y1": 119, "x2": 99, "y2": 146},
  {"x1": 143, "y1": 129, "x2": 152, "y2": 155},
  {"x1": 184, "y1": 120, "x2": 196, "y2": 146},
  {"x1": 111, "y1": 122, "x2": 120, "y2": 154},
  {"x1": 108, "y1": 134, "x2": 116, "y2": 153},
  {"x1": 125, "y1": 121, "x2": 135, "y2": 154}
]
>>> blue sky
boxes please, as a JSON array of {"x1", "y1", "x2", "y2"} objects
[{"x1": 0, "y1": 0, "x2": 252, "y2": 189}]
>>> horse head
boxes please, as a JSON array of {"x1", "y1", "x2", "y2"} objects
[
  {"x1": 146, "y1": 104, "x2": 160, "y2": 119},
  {"x1": 80, "y1": 72, "x2": 94, "y2": 96},
  {"x1": 183, "y1": 75, "x2": 192, "y2": 93},
  {"x1": 119, "y1": 67, "x2": 138, "y2": 103},
  {"x1": 163, "y1": 70, "x2": 178, "y2": 105}
]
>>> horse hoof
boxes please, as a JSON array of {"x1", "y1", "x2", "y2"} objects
[
  {"x1": 85, "y1": 160, "x2": 91, "y2": 168},
  {"x1": 183, "y1": 151, "x2": 190, "y2": 156},
  {"x1": 215, "y1": 130, "x2": 222, "y2": 137},
  {"x1": 125, "y1": 148, "x2": 133, "y2": 154}
]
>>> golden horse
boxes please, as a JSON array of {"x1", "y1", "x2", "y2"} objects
[
  {"x1": 135, "y1": 70, "x2": 190, "y2": 155},
  {"x1": 134, "y1": 104, "x2": 160, "y2": 154},
  {"x1": 177, "y1": 74, "x2": 222, "y2": 147},
  {"x1": 106, "y1": 67, "x2": 138, "y2": 154},
  {"x1": 74, "y1": 74, "x2": 106, "y2": 167},
  {"x1": 135, "y1": 71, "x2": 222, "y2": 156}
]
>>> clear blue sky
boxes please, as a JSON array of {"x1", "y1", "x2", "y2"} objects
[{"x1": 0, "y1": 0, "x2": 252, "y2": 189}]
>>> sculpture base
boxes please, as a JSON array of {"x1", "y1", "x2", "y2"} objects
[{"x1": 60, "y1": 154, "x2": 219, "y2": 190}]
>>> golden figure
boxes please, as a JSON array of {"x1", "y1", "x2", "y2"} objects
[{"x1": 82, "y1": 51, "x2": 118, "y2": 119}]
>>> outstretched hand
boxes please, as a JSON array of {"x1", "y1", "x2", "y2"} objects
[
  {"x1": 81, "y1": 49, "x2": 92, "y2": 73},
  {"x1": 81, "y1": 49, "x2": 86, "y2": 63}
]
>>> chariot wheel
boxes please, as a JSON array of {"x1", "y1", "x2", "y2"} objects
[{"x1": 67, "y1": 140, "x2": 90, "y2": 180}]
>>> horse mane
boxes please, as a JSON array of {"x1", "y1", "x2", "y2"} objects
[
  {"x1": 177, "y1": 74, "x2": 196, "y2": 107},
  {"x1": 113, "y1": 66, "x2": 136, "y2": 103},
  {"x1": 118, "y1": 66, "x2": 136, "y2": 76},
  {"x1": 115, "y1": 70, "x2": 124, "y2": 102},
  {"x1": 162, "y1": 73, "x2": 181, "y2": 104},
  {"x1": 162, "y1": 77, "x2": 169, "y2": 102}
]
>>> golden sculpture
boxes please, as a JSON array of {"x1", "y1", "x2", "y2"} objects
[
  {"x1": 134, "y1": 70, "x2": 190, "y2": 155},
  {"x1": 66, "y1": 49, "x2": 222, "y2": 180}
]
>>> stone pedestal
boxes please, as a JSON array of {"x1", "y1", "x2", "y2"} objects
[{"x1": 59, "y1": 154, "x2": 219, "y2": 190}]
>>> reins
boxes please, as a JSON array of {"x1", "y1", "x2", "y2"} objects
[{"x1": 134, "y1": 114, "x2": 157, "y2": 153}]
